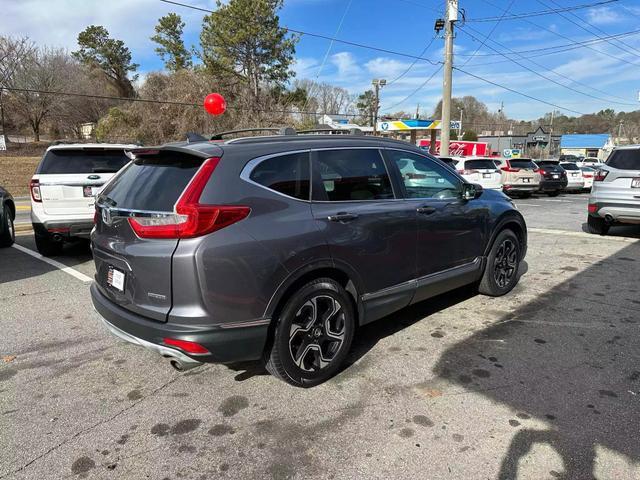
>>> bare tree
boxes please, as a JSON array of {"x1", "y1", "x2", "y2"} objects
[
  {"x1": 0, "y1": 36, "x2": 35, "y2": 87},
  {"x1": 6, "y1": 47, "x2": 73, "y2": 141}
]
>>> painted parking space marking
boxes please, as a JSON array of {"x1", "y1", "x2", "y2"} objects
[{"x1": 11, "y1": 243, "x2": 93, "y2": 283}]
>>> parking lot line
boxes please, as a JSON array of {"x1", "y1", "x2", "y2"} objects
[
  {"x1": 529, "y1": 227, "x2": 639, "y2": 242},
  {"x1": 515, "y1": 203, "x2": 541, "y2": 207},
  {"x1": 11, "y1": 243, "x2": 93, "y2": 283}
]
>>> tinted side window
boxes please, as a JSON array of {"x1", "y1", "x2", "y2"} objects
[
  {"x1": 250, "y1": 152, "x2": 310, "y2": 201},
  {"x1": 386, "y1": 150, "x2": 461, "y2": 199},
  {"x1": 314, "y1": 149, "x2": 393, "y2": 201}
]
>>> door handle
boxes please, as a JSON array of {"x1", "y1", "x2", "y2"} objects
[
  {"x1": 327, "y1": 212, "x2": 359, "y2": 222},
  {"x1": 416, "y1": 206, "x2": 436, "y2": 215}
]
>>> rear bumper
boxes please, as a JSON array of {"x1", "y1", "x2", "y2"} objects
[
  {"x1": 589, "y1": 202, "x2": 640, "y2": 224},
  {"x1": 504, "y1": 184, "x2": 538, "y2": 192},
  {"x1": 32, "y1": 221, "x2": 94, "y2": 239},
  {"x1": 539, "y1": 179, "x2": 567, "y2": 191},
  {"x1": 91, "y1": 282, "x2": 270, "y2": 364},
  {"x1": 564, "y1": 182, "x2": 585, "y2": 190}
]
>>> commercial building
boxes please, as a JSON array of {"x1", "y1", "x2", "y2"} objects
[
  {"x1": 319, "y1": 114, "x2": 373, "y2": 133},
  {"x1": 478, "y1": 126, "x2": 560, "y2": 157},
  {"x1": 559, "y1": 134, "x2": 613, "y2": 160}
]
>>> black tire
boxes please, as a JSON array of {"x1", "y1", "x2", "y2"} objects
[
  {"x1": 264, "y1": 278, "x2": 355, "y2": 387},
  {"x1": 546, "y1": 191, "x2": 560, "y2": 197},
  {"x1": 587, "y1": 215, "x2": 609, "y2": 235},
  {"x1": 479, "y1": 229, "x2": 521, "y2": 297},
  {"x1": 0, "y1": 210, "x2": 15, "y2": 247},
  {"x1": 35, "y1": 233, "x2": 63, "y2": 256}
]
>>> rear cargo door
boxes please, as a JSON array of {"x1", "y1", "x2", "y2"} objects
[
  {"x1": 93, "y1": 152, "x2": 206, "y2": 322},
  {"x1": 37, "y1": 149, "x2": 130, "y2": 216},
  {"x1": 601, "y1": 149, "x2": 640, "y2": 201}
]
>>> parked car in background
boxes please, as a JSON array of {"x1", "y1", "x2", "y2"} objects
[
  {"x1": 0, "y1": 186, "x2": 15, "y2": 248},
  {"x1": 30, "y1": 143, "x2": 136, "y2": 256},
  {"x1": 534, "y1": 159, "x2": 568, "y2": 197},
  {"x1": 587, "y1": 145, "x2": 640, "y2": 234},
  {"x1": 559, "y1": 162, "x2": 586, "y2": 191},
  {"x1": 455, "y1": 157, "x2": 502, "y2": 190},
  {"x1": 494, "y1": 158, "x2": 540, "y2": 197},
  {"x1": 578, "y1": 157, "x2": 601, "y2": 168},
  {"x1": 580, "y1": 166, "x2": 595, "y2": 191},
  {"x1": 559, "y1": 154, "x2": 579, "y2": 163},
  {"x1": 436, "y1": 156, "x2": 459, "y2": 171},
  {"x1": 91, "y1": 132, "x2": 528, "y2": 387}
]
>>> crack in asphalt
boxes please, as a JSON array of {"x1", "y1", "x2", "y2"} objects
[{"x1": 1, "y1": 373, "x2": 182, "y2": 479}]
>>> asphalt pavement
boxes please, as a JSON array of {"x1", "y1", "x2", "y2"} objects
[{"x1": 1, "y1": 192, "x2": 639, "y2": 480}]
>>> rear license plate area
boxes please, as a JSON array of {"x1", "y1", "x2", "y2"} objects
[
  {"x1": 83, "y1": 186, "x2": 101, "y2": 197},
  {"x1": 523, "y1": 178, "x2": 531, "y2": 183},
  {"x1": 107, "y1": 266, "x2": 126, "y2": 292},
  {"x1": 483, "y1": 173, "x2": 491, "y2": 178},
  {"x1": 632, "y1": 178, "x2": 640, "y2": 188}
]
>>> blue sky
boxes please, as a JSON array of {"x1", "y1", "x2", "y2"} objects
[{"x1": 3, "y1": 0, "x2": 640, "y2": 120}]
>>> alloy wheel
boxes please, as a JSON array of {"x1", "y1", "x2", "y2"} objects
[
  {"x1": 493, "y1": 239, "x2": 517, "y2": 288},
  {"x1": 288, "y1": 295, "x2": 346, "y2": 372}
]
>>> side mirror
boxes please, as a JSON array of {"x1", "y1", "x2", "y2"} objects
[{"x1": 462, "y1": 183, "x2": 483, "y2": 200}]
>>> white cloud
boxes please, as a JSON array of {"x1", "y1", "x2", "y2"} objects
[
  {"x1": 0, "y1": 0, "x2": 208, "y2": 63},
  {"x1": 585, "y1": 6, "x2": 623, "y2": 25},
  {"x1": 330, "y1": 51, "x2": 360, "y2": 79},
  {"x1": 292, "y1": 57, "x2": 319, "y2": 78}
]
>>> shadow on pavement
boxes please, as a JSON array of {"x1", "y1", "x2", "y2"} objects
[
  {"x1": 580, "y1": 222, "x2": 640, "y2": 240},
  {"x1": 432, "y1": 242, "x2": 640, "y2": 479},
  {"x1": 0, "y1": 238, "x2": 92, "y2": 284}
]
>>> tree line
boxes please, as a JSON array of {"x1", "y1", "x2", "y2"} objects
[{"x1": 1, "y1": 0, "x2": 638, "y2": 145}]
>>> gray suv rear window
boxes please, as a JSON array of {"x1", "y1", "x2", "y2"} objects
[
  {"x1": 606, "y1": 150, "x2": 640, "y2": 170},
  {"x1": 464, "y1": 160, "x2": 496, "y2": 170},
  {"x1": 99, "y1": 154, "x2": 203, "y2": 211},
  {"x1": 509, "y1": 160, "x2": 536, "y2": 169},
  {"x1": 250, "y1": 152, "x2": 310, "y2": 200},
  {"x1": 315, "y1": 149, "x2": 393, "y2": 201},
  {"x1": 37, "y1": 149, "x2": 129, "y2": 174}
]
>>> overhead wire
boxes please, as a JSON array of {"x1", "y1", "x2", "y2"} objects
[{"x1": 465, "y1": 0, "x2": 618, "y2": 22}]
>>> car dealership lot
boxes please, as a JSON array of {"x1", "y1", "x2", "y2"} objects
[{"x1": 2, "y1": 193, "x2": 639, "y2": 480}]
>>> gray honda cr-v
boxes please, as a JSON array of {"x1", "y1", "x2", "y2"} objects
[{"x1": 91, "y1": 132, "x2": 527, "y2": 387}]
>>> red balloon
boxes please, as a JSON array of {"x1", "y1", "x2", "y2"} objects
[{"x1": 204, "y1": 93, "x2": 226, "y2": 115}]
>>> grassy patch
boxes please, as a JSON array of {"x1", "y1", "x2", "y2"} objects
[{"x1": 0, "y1": 157, "x2": 40, "y2": 196}]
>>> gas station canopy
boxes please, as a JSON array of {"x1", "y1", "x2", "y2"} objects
[{"x1": 377, "y1": 119, "x2": 461, "y2": 131}]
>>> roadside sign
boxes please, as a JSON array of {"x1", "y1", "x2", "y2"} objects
[
  {"x1": 377, "y1": 119, "x2": 461, "y2": 131},
  {"x1": 503, "y1": 148, "x2": 521, "y2": 159},
  {"x1": 0, "y1": 135, "x2": 6, "y2": 151}
]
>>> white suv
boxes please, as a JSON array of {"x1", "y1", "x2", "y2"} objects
[
  {"x1": 455, "y1": 157, "x2": 503, "y2": 190},
  {"x1": 587, "y1": 145, "x2": 640, "y2": 235},
  {"x1": 30, "y1": 143, "x2": 135, "y2": 255}
]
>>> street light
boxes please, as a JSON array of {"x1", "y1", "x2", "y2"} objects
[{"x1": 372, "y1": 79, "x2": 386, "y2": 135}]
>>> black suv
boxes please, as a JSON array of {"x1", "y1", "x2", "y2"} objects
[
  {"x1": 535, "y1": 160, "x2": 568, "y2": 196},
  {"x1": 91, "y1": 133, "x2": 527, "y2": 387}
]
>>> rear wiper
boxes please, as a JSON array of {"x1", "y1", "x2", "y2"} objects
[{"x1": 97, "y1": 194, "x2": 117, "y2": 208}]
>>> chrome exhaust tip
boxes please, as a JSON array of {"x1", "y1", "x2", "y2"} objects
[{"x1": 166, "y1": 356, "x2": 202, "y2": 372}]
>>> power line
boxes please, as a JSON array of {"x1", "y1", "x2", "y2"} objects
[
  {"x1": 160, "y1": 0, "x2": 441, "y2": 65},
  {"x1": 465, "y1": 0, "x2": 618, "y2": 22},
  {"x1": 458, "y1": 25, "x2": 638, "y2": 107},
  {"x1": 2, "y1": 87, "x2": 364, "y2": 117},
  {"x1": 454, "y1": 27, "x2": 640, "y2": 58},
  {"x1": 537, "y1": 0, "x2": 640, "y2": 59},
  {"x1": 452, "y1": 66, "x2": 586, "y2": 115},
  {"x1": 382, "y1": 65, "x2": 443, "y2": 112},
  {"x1": 459, "y1": 0, "x2": 515, "y2": 67},
  {"x1": 387, "y1": 36, "x2": 437, "y2": 86}
]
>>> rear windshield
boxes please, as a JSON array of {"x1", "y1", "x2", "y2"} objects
[
  {"x1": 509, "y1": 160, "x2": 536, "y2": 169},
  {"x1": 99, "y1": 154, "x2": 203, "y2": 211},
  {"x1": 538, "y1": 162, "x2": 561, "y2": 171},
  {"x1": 37, "y1": 149, "x2": 129, "y2": 174},
  {"x1": 561, "y1": 163, "x2": 579, "y2": 170},
  {"x1": 606, "y1": 150, "x2": 640, "y2": 170},
  {"x1": 464, "y1": 159, "x2": 496, "y2": 170}
]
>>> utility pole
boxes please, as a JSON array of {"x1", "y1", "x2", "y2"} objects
[
  {"x1": 372, "y1": 78, "x2": 386, "y2": 136},
  {"x1": 440, "y1": 0, "x2": 458, "y2": 156},
  {"x1": 549, "y1": 110, "x2": 555, "y2": 158},
  {"x1": 0, "y1": 87, "x2": 6, "y2": 142},
  {"x1": 458, "y1": 108, "x2": 464, "y2": 138}
]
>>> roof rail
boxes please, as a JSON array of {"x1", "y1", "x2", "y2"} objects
[
  {"x1": 297, "y1": 128, "x2": 364, "y2": 136},
  {"x1": 210, "y1": 127, "x2": 296, "y2": 141}
]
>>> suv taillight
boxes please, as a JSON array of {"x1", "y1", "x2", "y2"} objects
[
  {"x1": 500, "y1": 161, "x2": 520, "y2": 173},
  {"x1": 30, "y1": 179, "x2": 42, "y2": 202},
  {"x1": 594, "y1": 169, "x2": 609, "y2": 182},
  {"x1": 127, "y1": 157, "x2": 250, "y2": 239}
]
